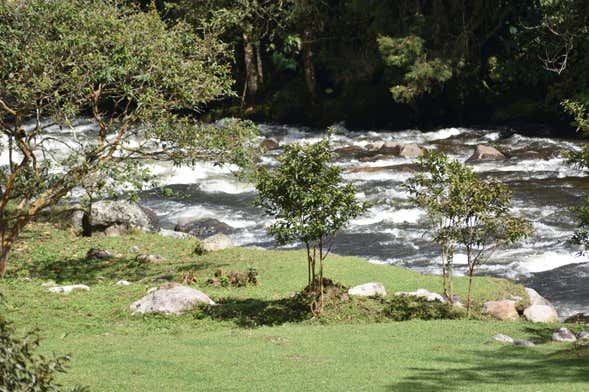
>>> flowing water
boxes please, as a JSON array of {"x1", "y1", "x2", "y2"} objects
[{"x1": 9, "y1": 120, "x2": 589, "y2": 317}]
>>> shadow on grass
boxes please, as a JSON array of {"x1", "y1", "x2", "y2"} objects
[
  {"x1": 198, "y1": 297, "x2": 313, "y2": 328},
  {"x1": 389, "y1": 345, "x2": 589, "y2": 391},
  {"x1": 24, "y1": 257, "x2": 223, "y2": 284}
]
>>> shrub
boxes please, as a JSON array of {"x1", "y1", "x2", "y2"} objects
[{"x1": 384, "y1": 296, "x2": 463, "y2": 321}]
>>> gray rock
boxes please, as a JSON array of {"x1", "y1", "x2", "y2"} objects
[
  {"x1": 260, "y1": 137, "x2": 280, "y2": 151},
  {"x1": 525, "y1": 287, "x2": 554, "y2": 307},
  {"x1": 136, "y1": 254, "x2": 165, "y2": 264},
  {"x1": 523, "y1": 305, "x2": 559, "y2": 323},
  {"x1": 86, "y1": 248, "x2": 112, "y2": 260},
  {"x1": 130, "y1": 283, "x2": 215, "y2": 315},
  {"x1": 493, "y1": 334, "x2": 514, "y2": 344},
  {"x1": 379, "y1": 141, "x2": 401, "y2": 155},
  {"x1": 202, "y1": 234, "x2": 233, "y2": 252},
  {"x1": 395, "y1": 288, "x2": 446, "y2": 302},
  {"x1": 467, "y1": 145, "x2": 506, "y2": 162},
  {"x1": 564, "y1": 312, "x2": 589, "y2": 324},
  {"x1": 174, "y1": 218, "x2": 233, "y2": 238},
  {"x1": 348, "y1": 282, "x2": 387, "y2": 297},
  {"x1": 482, "y1": 300, "x2": 519, "y2": 321},
  {"x1": 398, "y1": 143, "x2": 425, "y2": 158},
  {"x1": 116, "y1": 280, "x2": 131, "y2": 286},
  {"x1": 513, "y1": 340, "x2": 535, "y2": 347},
  {"x1": 47, "y1": 284, "x2": 90, "y2": 294},
  {"x1": 128, "y1": 246, "x2": 140, "y2": 253},
  {"x1": 576, "y1": 330, "x2": 589, "y2": 340},
  {"x1": 335, "y1": 145, "x2": 367, "y2": 157},
  {"x1": 159, "y1": 229, "x2": 195, "y2": 240},
  {"x1": 365, "y1": 142, "x2": 384, "y2": 152},
  {"x1": 41, "y1": 281, "x2": 56, "y2": 287},
  {"x1": 552, "y1": 327, "x2": 577, "y2": 342},
  {"x1": 83, "y1": 200, "x2": 159, "y2": 236}
]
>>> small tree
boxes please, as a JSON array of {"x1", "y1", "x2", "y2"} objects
[
  {"x1": 0, "y1": 0, "x2": 258, "y2": 276},
  {"x1": 255, "y1": 137, "x2": 367, "y2": 313}
]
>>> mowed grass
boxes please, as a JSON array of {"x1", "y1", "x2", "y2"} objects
[{"x1": 1, "y1": 223, "x2": 588, "y2": 391}]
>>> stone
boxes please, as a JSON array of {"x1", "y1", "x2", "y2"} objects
[
  {"x1": 86, "y1": 248, "x2": 112, "y2": 261},
  {"x1": 47, "y1": 284, "x2": 90, "y2": 294},
  {"x1": 260, "y1": 137, "x2": 280, "y2": 151},
  {"x1": 493, "y1": 334, "x2": 514, "y2": 344},
  {"x1": 334, "y1": 145, "x2": 367, "y2": 156},
  {"x1": 348, "y1": 164, "x2": 417, "y2": 174},
  {"x1": 159, "y1": 229, "x2": 195, "y2": 240},
  {"x1": 577, "y1": 331, "x2": 589, "y2": 340},
  {"x1": 467, "y1": 145, "x2": 506, "y2": 162},
  {"x1": 552, "y1": 327, "x2": 577, "y2": 342},
  {"x1": 523, "y1": 304, "x2": 559, "y2": 323},
  {"x1": 482, "y1": 300, "x2": 519, "y2": 321},
  {"x1": 564, "y1": 312, "x2": 589, "y2": 324},
  {"x1": 136, "y1": 254, "x2": 165, "y2": 264},
  {"x1": 83, "y1": 200, "x2": 159, "y2": 236},
  {"x1": 348, "y1": 282, "x2": 387, "y2": 297},
  {"x1": 174, "y1": 218, "x2": 233, "y2": 238},
  {"x1": 513, "y1": 340, "x2": 535, "y2": 347},
  {"x1": 116, "y1": 280, "x2": 131, "y2": 286},
  {"x1": 128, "y1": 246, "x2": 140, "y2": 253},
  {"x1": 365, "y1": 142, "x2": 384, "y2": 151},
  {"x1": 395, "y1": 288, "x2": 446, "y2": 303},
  {"x1": 525, "y1": 287, "x2": 554, "y2": 307},
  {"x1": 202, "y1": 234, "x2": 233, "y2": 252},
  {"x1": 41, "y1": 281, "x2": 56, "y2": 287},
  {"x1": 398, "y1": 143, "x2": 425, "y2": 158},
  {"x1": 379, "y1": 141, "x2": 401, "y2": 155},
  {"x1": 130, "y1": 283, "x2": 215, "y2": 315}
]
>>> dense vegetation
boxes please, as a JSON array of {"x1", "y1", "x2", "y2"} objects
[{"x1": 146, "y1": 0, "x2": 589, "y2": 130}]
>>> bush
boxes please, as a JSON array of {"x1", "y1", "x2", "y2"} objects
[
  {"x1": 0, "y1": 314, "x2": 87, "y2": 392},
  {"x1": 384, "y1": 296, "x2": 463, "y2": 321}
]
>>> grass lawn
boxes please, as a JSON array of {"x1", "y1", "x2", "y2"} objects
[{"x1": 1, "y1": 223, "x2": 588, "y2": 391}]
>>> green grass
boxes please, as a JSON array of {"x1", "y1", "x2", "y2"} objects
[{"x1": 1, "y1": 223, "x2": 588, "y2": 391}]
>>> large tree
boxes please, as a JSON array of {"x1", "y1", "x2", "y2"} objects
[{"x1": 0, "y1": 0, "x2": 257, "y2": 277}]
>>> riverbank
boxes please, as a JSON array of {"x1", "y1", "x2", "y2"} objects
[{"x1": 1, "y1": 224, "x2": 588, "y2": 391}]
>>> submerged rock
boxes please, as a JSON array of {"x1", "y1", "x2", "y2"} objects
[
  {"x1": 482, "y1": 300, "x2": 519, "y2": 321},
  {"x1": 130, "y1": 283, "x2": 215, "y2": 315},
  {"x1": 348, "y1": 282, "x2": 387, "y2": 297},
  {"x1": 395, "y1": 289, "x2": 446, "y2": 302},
  {"x1": 467, "y1": 145, "x2": 506, "y2": 162},
  {"x1": 174, "y1": 218, "x2": 233, "y2": 238},
  {"x1": 552, "y1": 327, "x2": 576, "y2": 342}
]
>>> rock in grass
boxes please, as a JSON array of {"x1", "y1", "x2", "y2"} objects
[
  {"x1": 482, "y1": 300, "x2": 519, "y2": 321},
  {"x1": 128, "y1": 246, "x2": 140, "y2": 253},
  {"x1": 116, "y1": 280, "x2": 131, "y2": 286},
  {"x1": 136, "y1": 254, "x2": 165, "y2": 264},
  {"x1": 493, "y1": 334, "x2": 514, "y2": 344},
  {"x1": 394, "y1": 289, "x2": 445, "y2": 302},
  {"x1": 523, "y1": 304, "x2": 559, "y2": 323},
  {"x1": 86, "y1": 248, "x2": 112, "y2": 261},
  {"x1": 577, "y1": 331, "x2": 589, "y2": 340},
  {"x1": 41, "y1": 281, "x2": 56, "y2": 287},
  {"x1": 159, "y1": 229, "x2": 195, "y2": 240},
  {"x1": 130, "y1": 283, "x2": 215, "y2": 315},
  {"x1": 202, "y1": 234, "x2": 233, "y2": 252},
  {"x1": 83, "y1": 200, "x2": 159, "y2": 236},
  {"x1": 47, "y1": 284, "x2": 90, "y2": 294},
  {"x1": 513, "y1": 340, "x2": 535, "y2": 347},
  {"x1": 552, "y1": 327, "x2": 576, "y2": 342},
  {"x1": 348, "y1": 282, "x2": 387, "y2": 297}
]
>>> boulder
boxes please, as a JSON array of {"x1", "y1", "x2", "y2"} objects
[
  {"x1": 202, "y1": 234, "x2": 233, "y2": 252},
  {"x1": 348, "y1": 282, "x2": 387, "y2": 297},
  {"x1": 260, "y1": 137, "x2": 280, "y2": 151},
  {"x1": 398, "y1": 143, "x2": 425, "y2": 158},
  {"x1": 467, "y1": 145, "x2": 506, "y2": 162},
  {"x1": 395, "y1": 288, "x2": 446, "y2": 302},
  {"x1": 525, "y1": 287, "x2": 553, "y2": 307},
  {"x1": 174, "y1": 218, "x2": 233, "y2": 238},
  {"x1": 47, "y1": 284, "x2": 90, "y2": 294},
  {"x1": 493, "y1": 334, "x2": 514, "y2": 344},
  {"x1": 128, "y1": 246, "x2": 140, "y2": 253},
  {"x1": 83, "y1": 200, "x2": 159, "y2": 236},
  {"x1": 523, "y1": 304, "x2": 559, "y2": 323},
  {"x1": 130, "y1": 283, "x2": 215, "y2": 315},
  {"x1": 482, "y1": 300, "x2": 519, "y2": 321},
  {"x1": 564, "y1": 312, "x2": 589, "y2": 324},
  {"x1": 379, "y1": 141, "x2": 401, "y2": 155},
  {"x1": 577, "y1": 331, "x2": 589, "y2": 340},
  {"x1": 513, "y1": 340, "x2": 535, "y2": 347},
  {"x1": 136, "y1": 254, "x2": 165, "y2": 264},
  {"x1": 552, "y1": 327, "x2": 576, "y2": 342},
  {"x1": 86, "y1": 248, "x2": 112, "y2": 261}
]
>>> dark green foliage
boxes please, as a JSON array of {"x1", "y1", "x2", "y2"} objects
[
  {"x1": 206, "y1": 267, "x2": 259, "y2": 288},
  {"x1": 384, "y1": 296, "x2": 463, "y2": 322},
  {"x1": 0, "y1": 315, "x2": 87, "y2": 392}
]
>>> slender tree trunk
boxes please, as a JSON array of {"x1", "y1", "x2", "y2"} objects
[
  {"x1": 0, "y1": 246, "x2": 9, "y2": 278},
  {"x1": 306, "y1": 242, "x2": 312, "y2": 286},
  {"x1": 255, "y1": 44, "x2": 264, "y2": 87},
  {"x1": 441, "y1": 245, "x2": 448, "y2": 299},
  {"x1": 243, "y1": 33, "x2": 259, "y2": 100},
  {"x1": 319, "y1": 238, "x2": 324, "y2": 312},
  {"x1": 466, "y1": 247, "x2": 473, "y2": 316},
  {"x1": 302, "y1": 28, "x2": 317, "y2": 100},
  {"x1": 447, "y1": 248, "x2": 454, "y2": 300}
]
